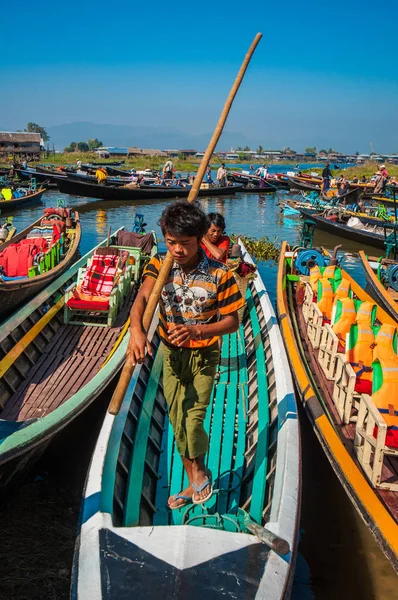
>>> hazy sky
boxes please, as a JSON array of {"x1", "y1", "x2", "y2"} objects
[{"x1": 3, "y1": 0, "x2": 398, "y2": 153}]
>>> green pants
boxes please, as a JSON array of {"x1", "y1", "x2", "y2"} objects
[{"x1": 163, "y1": 343, "x2": 220, "y2": 459}]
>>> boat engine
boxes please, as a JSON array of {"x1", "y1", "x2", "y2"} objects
[
  {"x1": 387, "y1": 264, "x2": 398, "y2": 292},
  {"x1": 294, "y1": 249, "x2": 326, "y2": 276}
]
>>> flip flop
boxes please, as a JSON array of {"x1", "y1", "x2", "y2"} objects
[
  {"x1": 192, "y1": 472, "x2": 213, "y2": 505},
  {"x1": 168, "y1": 492, "x2": 192, "y2": 510}
]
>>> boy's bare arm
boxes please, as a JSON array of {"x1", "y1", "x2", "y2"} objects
[{"x1": 128, "y1": 276, "x2": 156, "y2": 365}]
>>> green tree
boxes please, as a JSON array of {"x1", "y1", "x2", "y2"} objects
[
  {"x1": 25, "y1": 122, "x2": 49, "y2": 142},
  {"x1": 87, "y1": 138, "x2": 103, "y2": 150},
  {"x1": 256, "y1": 145, "x2": 264, "y2": 155},
  {"x1": 77, "y1": 141, "x2": 89, "y2": 152},
  {"x1": 236, "y1": 146, "x2": 243, "y2": 151},
  {"x1": 238, "y1": 152, "x2": 246, "y2": 161},
  {"x1": 243, "y1": 145, "x2": 250, "y2": 151},
  {"x1": 355, "y1": 151, "x2": 360, "y2": 156},
  {"x1": 319, "y1": 149, "x2": 327, "y2": 154},
  {"x1": 305, "y1": 146, "x2": 317, "y2": 154}
]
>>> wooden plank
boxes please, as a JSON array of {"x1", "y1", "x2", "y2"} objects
[
  {"x1": 0, "y1": 298, "x2": 64, "y2": 379},
  {"x1": 247, "y1": 292, "x2": 270, "y2": 524},
  {"x1": 123, "y1": 347, "x2": 164, "y2": 526},
  {"x1": 217, "y1": 331, "x2": 243, "y2": 516}
]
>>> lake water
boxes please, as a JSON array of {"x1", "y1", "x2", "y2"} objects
[{"x1": 1, "y1": 182, "x2": 396, "y2": 599}]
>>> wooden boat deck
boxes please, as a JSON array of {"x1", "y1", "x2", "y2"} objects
[
  {"x1": 112, "y1": 284, "x2": 278, "y2": 530},
  {"x1": 1, "y1": 285, "x2": 137, "y2": 423},
  {"x1": 294, "y1": 295, "x2": 398, "y2": 521}
]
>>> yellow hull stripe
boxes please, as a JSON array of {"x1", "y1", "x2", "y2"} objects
[
  {"x1": 277, "y1": 242, "x2": 398, "y2": 556},
  {"x1": 0, "y1": 297, "x2": 64, "y2": 379}
]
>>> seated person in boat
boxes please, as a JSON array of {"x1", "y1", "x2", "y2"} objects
[
  {"x1": 128, "y1": 200, "x2": 244, "y2": 509},
  {"x1": 96, "y1": 167, "x2": 108, "y2": 184},
  {"x1": 200, "y1": 212, "x2": 230, "y2": 264},
  {"x1": 206, "y1": 167, "x2": 213, "y2": 184}
]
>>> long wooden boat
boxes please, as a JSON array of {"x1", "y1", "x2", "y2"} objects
[
  {"x1": 0, "y1": 187, "x2": 45, "y2": 211},
  {"x1": 358, "y1": 250, "x2": 398, "y2": 322},
  {"x1": 0, "y1": 228, "x2": 157, "y2": 488},
  {"x1": 0, "y1": 208, "x2": 81, "y2": 319},
  {"x1": 297, "y1": 208, "x2": 394, "y2": 249},
  {"x1": 287, "y1": 177, "x2": 321, "y2": 192},
  {"x1": 57, "y1": 177, "x2": 244, "y2": 199},
  {"x1": 16, "y1": 168, "x2": 67, "y2": 185},
  {"x1": 229, "y1": 171, "x2": 289, "y2": 189},
  {"x1": 72, "y1": 241, "x2": 301, "y2": 600},
  {"x1": 277, "y1": 243, "x2": 398, "y2": 572}
]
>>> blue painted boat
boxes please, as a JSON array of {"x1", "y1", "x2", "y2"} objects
[{"x1": 72, "y1": 240, "x2": 301, "y2": 599}]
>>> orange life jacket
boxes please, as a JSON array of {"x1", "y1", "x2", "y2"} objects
[
  {"x1": 323, "y1": 264, "x2": 336, "y2": 280},
  {"x1": 346, "y1": 302, "x2": 376, "y2": 381},
  {"x1": 373, "y1": 324, "x2": 397, "y2": 362},
  {"x1": 372, "y1": 358, "x2": 398, "y2": 441},
  {"x1": 333, "y1": 277, "x2": 351, "y2": 303},
  {"x1": 332, "y1": 297, "x2": 356, "y2": 345},
  {"x1": 310, "y1": 265, "x2": 322, "y2": 293},
  {"x1": 317, "y1": 277, "x2": 334, "y2": 319}
]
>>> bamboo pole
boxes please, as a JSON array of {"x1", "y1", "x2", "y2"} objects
[{"x1": 108, "y1": 33, "x2": 262, "y2": 415}]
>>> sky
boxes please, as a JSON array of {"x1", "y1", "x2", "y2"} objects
[{"x1": 2, "y1": 0, "x2": 398, "y2": 153}]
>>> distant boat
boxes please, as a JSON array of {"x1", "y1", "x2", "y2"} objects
[{"x1": 57, "y1": 177, "x2": 244, "y2": 200}]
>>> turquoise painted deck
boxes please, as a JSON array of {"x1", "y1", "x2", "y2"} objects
[{"x1": 150, "y1": 289, "x2": 270, "y2": 530}]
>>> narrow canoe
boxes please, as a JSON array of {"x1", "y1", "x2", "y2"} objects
[
  {"x1": 277, "y1": 243, "x2": 398, "y2": 572},
  {"x1": 287, "y1": 177, "x2": 321, "y2": 192},
  {"x1": 72, "y1": 241, "x2": 301, "y2": 600},
  {"x1": 0, "y1": 188, "x2": 45, "y2": 211},
  {"x1": 57, "y1": 177, "x2": 244, "y2": 199},
  {"x1": 358, "y1": 250, "x2": 398, "y2": 322},
  {"x1": 0, "y1": 229, "x2": 157, "y2": 488},
  {"x1": 0, "y1": 209, "x2": 81, "y2": 320},
  {"x1": 297, "y1": 208, "x2": 393, "y2": 249}
]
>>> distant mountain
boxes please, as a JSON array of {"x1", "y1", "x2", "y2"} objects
[{"x1": 45, "y1": 122, "x2": 255, "y2": 152}]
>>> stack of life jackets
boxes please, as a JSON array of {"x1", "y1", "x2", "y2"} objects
[{"x1": 0, "y1": 237, "x2": 49, "y2": 278}]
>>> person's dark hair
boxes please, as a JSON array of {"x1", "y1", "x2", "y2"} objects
[
  {"x1": 159, "y1": 200, "x2": 207, "y2": 239},
  {"x1": 206, "y1": 212, "x2": 226, "y2": 232}
]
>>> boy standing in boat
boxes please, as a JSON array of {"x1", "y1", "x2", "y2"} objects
[{"x1": 128, "y1": 201, "x2": 244, "y2": 508}]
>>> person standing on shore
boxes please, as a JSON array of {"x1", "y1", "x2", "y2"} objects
[
  {"x1": 127, "y1": 201, "x2": 244, "y2": 509},
  {"x1": 322, "y1": 163, "x2": 333, "y2": 191},
  {"x1": 163, "y1": 159, "x2": 174, "y2": 179},
  {"x1": 217, "y1": 163, "x2": 227, "y2": 187}
]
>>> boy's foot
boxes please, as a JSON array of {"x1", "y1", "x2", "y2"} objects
[
  {"x1": 168, "y1": 486, "x2": 193, "y2": 510},
  {"x1": 192, "y1": 466, "x2": 213, "y2": 504}
]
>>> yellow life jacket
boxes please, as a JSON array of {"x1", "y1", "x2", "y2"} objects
[
  {"x1": 310, "y1": 265, "x2": 322, "y2": 293},
  {"x1": 323, "y1": 264, "x2": 336, "y2": 280},
  {"x1": 333, "y1": 277, "x2": 351, "y2": 303},
  {"x1": 317, "y1": 277, "x2": 334, "y2": 319},
  {"x1": 332, "y1": 297, "x2": 356, "y2": 345},
  {"x1": 372, "y1": 358, "x2": 398, "y2": 433},
  {"x1": 1, "y1": 188, "x2": 12, "y2": 201},
  {"x1": 373, "y1": 324, "x2": 397, "y2": 362}
]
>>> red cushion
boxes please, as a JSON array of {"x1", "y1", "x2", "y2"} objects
[
  {"x1": 16, "y1": 244, "x2": 35, "y2": 277},
  {"x1": 373, "y1": 426, "x2": 398, "y2": 448},
  {"x1": 354, "y1": 378, "x2": 372, "y2": 395},
  {"x1": 66, "y1": 298, "x2": 110, "y2": 311},
  {"x1": 5, "y1": 245, "x2": 19, "y2": 277}
]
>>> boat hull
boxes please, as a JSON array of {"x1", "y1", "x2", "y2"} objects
[
  {"x1": 297, "y1": 208, "x2": 389, "y2": 249},
  {"x1": 57, "y1": 178, "x2": 244, "y2": 199},
  {"x1": 0, "y1": 211, "x2": 81, "y2": 320},
  {"x1": 358, "y1": 251, "x2": 398, "y2": 322},
  {"x1": 0, "y1": 188, "x2": 45, "y2": 212},
  {"x1": 276, "y1": 244, "x2": 398, "y2": 572},
  {"x1": 72, "y1": 242, "x2": 301, "y2": 600}
]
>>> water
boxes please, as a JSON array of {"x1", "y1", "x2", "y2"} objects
[{"x1": 2, "y1": 187, "x2": 397, "y2": 598}]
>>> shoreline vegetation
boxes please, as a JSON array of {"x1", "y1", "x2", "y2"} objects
[
  {"x1": 1, "y1": 153, "x2": 397, "y2": 180},
  {"x1": 0, "y1": 152, "x2": 343, "y2": 172},
  {"x1": 303, "y1": 161, "x2": 398, "y2": 179}
]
